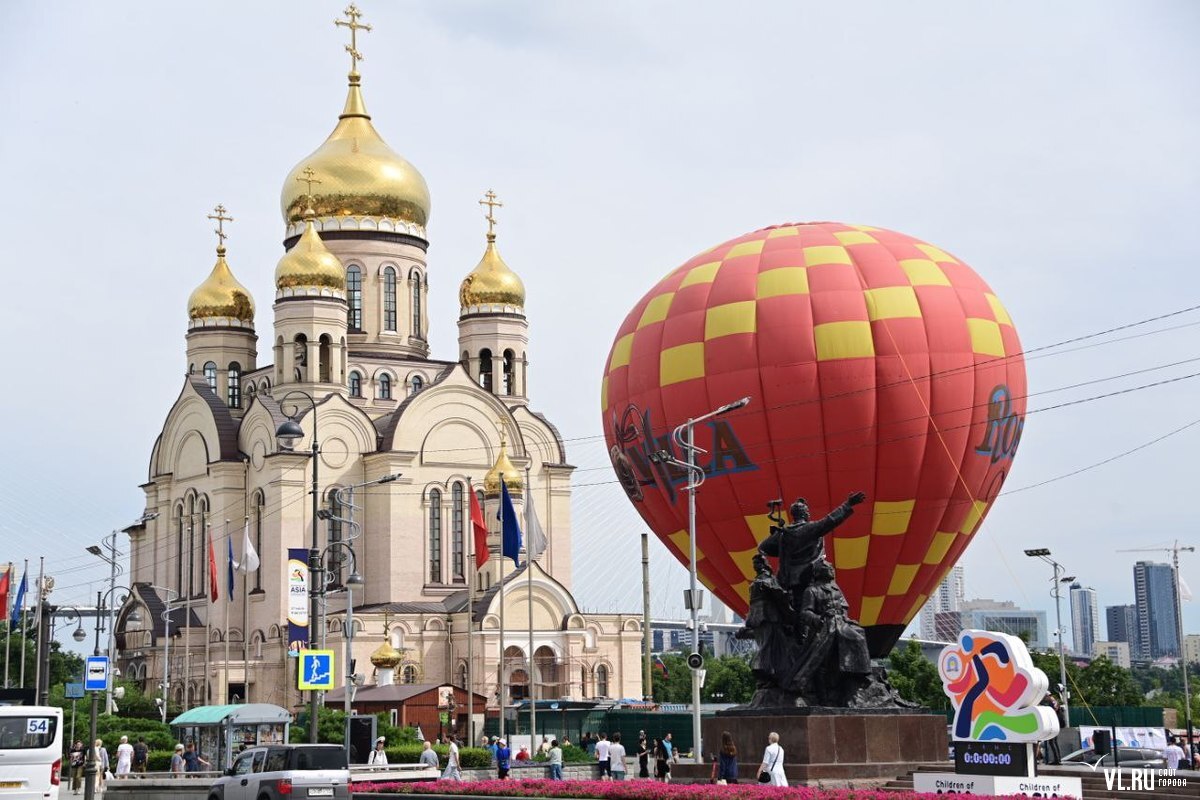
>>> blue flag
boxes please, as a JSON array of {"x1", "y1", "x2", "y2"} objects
[
  {"x1": 499, "y1": 481, "x2": 523, "y2": 568},
  {"x1": 227, "y1": 535, "x2": 236, "y2": 601},
  {"x1": 10, "y1": 571, "x2": 27, "y2": 627}
]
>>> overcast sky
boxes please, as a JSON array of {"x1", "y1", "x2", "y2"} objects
[{"x1": 2, "y1": 2, "x2": 1199, "y2": 648}]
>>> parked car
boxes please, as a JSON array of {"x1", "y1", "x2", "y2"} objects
[
  {"x1": 209, "y1": 744, "x2": 349, "y2": 800},
  {"x1": 1057, "y1": 746, "x2": 1167, "y2": 769}
]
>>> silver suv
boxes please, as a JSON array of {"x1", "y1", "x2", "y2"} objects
[{"x1": 209, "y1": 745, "x2": 350, "y2": 800}]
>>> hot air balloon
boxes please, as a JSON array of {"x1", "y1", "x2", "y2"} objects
[{"x1": 602, "y1": 222, "x2": 1026, "y2": 656}]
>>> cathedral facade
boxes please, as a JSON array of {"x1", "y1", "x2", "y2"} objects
[{"x1": 115, "y1": 8, "x2": 642, "y2": 719}]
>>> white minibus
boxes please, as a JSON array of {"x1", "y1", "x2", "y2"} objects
[{"x1": 0, "y1": 706, "x2": 64, "y2": 800}]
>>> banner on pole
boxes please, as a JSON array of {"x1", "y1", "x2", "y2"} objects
[{"x1": 287, "y1": 548, "x2": 309, "y2": 657}]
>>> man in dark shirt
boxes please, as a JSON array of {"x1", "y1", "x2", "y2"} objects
[{"x1": 132, "y1": 737, "x2": 149, "y2": 774}]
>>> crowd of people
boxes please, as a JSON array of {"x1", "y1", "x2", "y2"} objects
[{"x1": 65, "y1": 735, "x2": 214, "y2": 791}]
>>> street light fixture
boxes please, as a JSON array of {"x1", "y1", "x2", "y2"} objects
[
  {"x1": 650, "y1": 395, "x2": 751, "y2": 762},
  {"x1": 1024, "y1": 548, "x2": 1071, "y2": 724},
  {"x1": 275, "y1": 390, "x2": 321, "y2": 744},
  {"x1": 147, "y1": 585, "x2": 180, "y2": 724}
]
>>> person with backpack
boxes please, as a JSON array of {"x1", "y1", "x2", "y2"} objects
[{"x1": 132, "y1": 737, "x2": 149, "y2": 774}]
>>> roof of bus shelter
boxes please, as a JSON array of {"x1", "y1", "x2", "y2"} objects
[{"x1": 171, "y1": 704, "x2": 292, "y2": 726}]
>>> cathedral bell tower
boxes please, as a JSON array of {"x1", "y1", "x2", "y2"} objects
[
  {"x1": 457, "y1": 191, "x2": 529, "y2": 404},
  {"x1": 272, "y1": 169, "x2": 349, "y2": 396},
  {"x1": 185, "y1": 205, "x2": 257, "y2": 412}
]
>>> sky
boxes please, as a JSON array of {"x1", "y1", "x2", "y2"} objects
[{"x1": 1, "y1": 2, "x2": 1199, "y2": 652}]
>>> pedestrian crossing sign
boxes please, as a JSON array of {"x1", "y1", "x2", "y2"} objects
[{"x1": 298, "y1": 649, "x2": 335, "y2": 691}]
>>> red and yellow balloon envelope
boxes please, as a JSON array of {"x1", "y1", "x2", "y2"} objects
[
  {"x1": 938, "y1": 630, "x2": 1058, "y2": 742},
  {"x1": 601, "y1": 222, "x2": 1027, "y2": 655}
]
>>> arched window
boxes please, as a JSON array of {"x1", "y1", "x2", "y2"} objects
[
  {"x1": 451, "y1": 483, "x2": 465, "y2": 582},
  {"x1": 227, "y1": 362, "x2": 242, "y2": 408},
  {"x1": 580, "y1": 666, "x2": 588, "y2": 699},
  {"x1": 401, "y1": 664, "x2": 417, "y2": 685},
  {"x1": 478, "y1": 349, "x2": 493, "y2": 392},
  {"x1": 253, "y1": 491, "x2": 265, "y2": 591},
  {"x1": 318, "y1": 335, "x2": 332, "y2": 382},
  {"x1": 185, "y1": 495, "x2": 196, "y2": 596},
  {"x1": 428, "y1": 489, "x2": 442, "y2": 583},
  {"x1": 246, "y1": 383, "x2": 257, "y2": 400},
  {"x1": 383, "y1": 267, "x2": 397, "y2": 331},
  {"x1": 458, "y1": 663, "x2": 468, "y2": 690},
  {"x1": 410, "y1": 375, "x2": 423, "y2": 396},
  {"x1": 596, "y1": 664, "x2": 610, "y2": 698},
  {"x1": 346, "y1": 266, "x2": 362, "y2": 329},
  {"x1": 174, "y1": 503, "x2": 185, "y2": 595},
  {"x1": 503, "y1": 349, "x2": 515, "y2": 396},
  {"x1": 411, "y1": 270, "x2": 422, "y2": 336},
  {"x1": 378, "y1": 374, "x2": 392, "y2": 400},
  {"x1": 348, "y1": 371, "x2": 362, "y2": 398},
  {"x1": 293, "y1": 334, "x2": 308, "y2": 382},
  {"x1": 203, "y1": 362, "x2": 218, "y2": 393}
]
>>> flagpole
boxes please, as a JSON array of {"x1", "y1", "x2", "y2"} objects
[
  {"x1": 242, "y1": 522, "x2": 250, "y2": 704},
  {"x1": 4, "y1": 562, "x2": 12, "y2": 688},
  {"x1": 525, "y1": 465, "x2": 536, "y2": 746},
  {"x1": 204, "y1": 523, "x2": 213, "y2": 704},
  {"x1": 498, "y1": 487, "x2": 507, "y2": 745},
  {"x1": 223, "y1": 522, "x2": 232, "y2": 704},
  {"x1": 19, "y1": 559, "x2": 28, "y2": 689},
  {"x1": 467, "y1": 484, "x2": 476, "y2": 747},
  {"x1": 33, "y1": 557, "x2": 44, "y2": 702}
]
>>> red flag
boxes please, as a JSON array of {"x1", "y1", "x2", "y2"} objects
[
  {"x1": 207, "y1": 531, "x2": 219, "y2": 602},
  {"x1": 0, "y1": 565, "x2": 10, "y2": 620},
  {"x1": 469, "y1": 482, "x2": 489, "y2": 570}
]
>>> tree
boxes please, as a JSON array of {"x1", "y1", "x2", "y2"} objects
[
  {"x1": 701, "y1": 655, "x2": 754, "y2": 704},
  {"x1": 888, "y1": 639, "x2": 949, "y2": 711},
  {"x1": 1075, "y1": 656, "x2": 1143, "y2": 707}
]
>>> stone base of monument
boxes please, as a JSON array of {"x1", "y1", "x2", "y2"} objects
[{"x1": 702, "y1": 707, "x2": 949, "y2": 781}]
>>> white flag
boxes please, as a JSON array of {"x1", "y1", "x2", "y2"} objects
[
  {"x1": 525, "y1": 498, "x2": 547, "y2": 565},
  {"x1": 1181, "y1": 573, "x2": 1193, "y2": 602},
  {"x1": 237, "y1": 518, "x2": 260, "y2": 573}
]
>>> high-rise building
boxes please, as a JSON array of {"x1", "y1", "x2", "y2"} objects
[
  {"x1": 958, "y1": 598, "x2": 1048, "y2": 648},
  {"x1": 1106, "y1": 604, "x2": 1137, "y2": 648},
  {"x1": 1134, "y1": 561, "x2": 1181, "y2": 659},
  {"x1": 918, "y1": 565, "x2": 965, "y2": 640},
  {"x1": 1069, "y1": 583, "x2": 1099, "y2": 656}
]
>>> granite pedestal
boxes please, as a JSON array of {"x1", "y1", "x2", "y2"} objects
[{"x1": 703, "y1": 707, "x2": 949, "y2": 781}]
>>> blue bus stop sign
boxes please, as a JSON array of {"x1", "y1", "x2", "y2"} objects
[{"x1": 84, "y1": 656, "x2": 109, "y2": 692}]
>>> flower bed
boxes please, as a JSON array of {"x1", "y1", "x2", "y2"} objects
[{"x1": 350, "y1": 777, "x2": 1011, "y2": 800}]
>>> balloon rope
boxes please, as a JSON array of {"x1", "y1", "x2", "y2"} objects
[{"x1": 854, "y1": 265, "x2": 1029, "y2": 605}]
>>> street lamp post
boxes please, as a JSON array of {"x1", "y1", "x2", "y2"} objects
[
  {"x1": 148, "y1": 585, "x2": 180, "y2": 724},
  {"x1": 275, "y1": 390, "x2": 321, "y2": 744},
  {"x1": 652, "y1": 396, "x2": 751, "y2": 762},
  {"x1": 1024, "y1": 548, "x2": 1072, "y2": 724},
  {"x1": 318, "y1": 540, "x2": 363, "y2": 761}
]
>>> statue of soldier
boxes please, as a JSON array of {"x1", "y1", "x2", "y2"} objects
[{"x1": 757, "y1": 492, "x2": 866, "y2": 602}]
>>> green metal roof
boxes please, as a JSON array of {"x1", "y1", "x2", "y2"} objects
[{"x1": 171, "y1": 704, "x2": 292, "y2": 726}]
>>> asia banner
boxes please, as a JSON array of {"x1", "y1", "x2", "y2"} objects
[{"x1": 287, "y1": 547, "x2": 309, "y2": 656}]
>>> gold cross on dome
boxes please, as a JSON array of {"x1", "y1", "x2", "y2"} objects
[
  {"x1": 296, "y1": 167, "x2": 322, "y2": 216},
  {"x1": 335, "y1": 4, "x2": 372, "y2": 74},
  {"x1": 479, "y1": 189, "x2": 503, "y2": 236},
  {"x1": 382, "y1": 609, "x2": 392, "y2": 635},
  {"x1": 207, "y1": 204, "x2": 233, "y2": 248}
]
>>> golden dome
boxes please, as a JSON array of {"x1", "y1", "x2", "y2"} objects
[
  {"x1": 275, "y1": 219, "x2": 346, "y2": 292},
  {"x1": 484, "y1": 433, "x2": 524, "y2": 497},
  {"x1": 460, "y1": 233, "x2": 526, "y2": 310},
  {"x1": 188, "y1": 247, "x2": 255, "y2": 325},
  {"x1": 280, "y1": 74, "x2": 431, "y2": 235},
  {"x1": 370, "y1": 639, "x2": 402, "y2": 669}
]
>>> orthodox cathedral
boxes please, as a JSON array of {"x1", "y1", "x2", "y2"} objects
[{"x1": 116, "y1": 6, "x2": 642, "y2": 722}]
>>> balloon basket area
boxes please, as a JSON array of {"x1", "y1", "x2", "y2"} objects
[{"x1": 700, "y1": 708, "x2": 948, "y2": 781}]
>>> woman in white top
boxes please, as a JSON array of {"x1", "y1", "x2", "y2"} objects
[
  {"x1": 115, "y1": 736, "x2": 134, "y2": 776},
  {"x1": 368, "y1": 737, "x2": 388, "y2": 765},
  {"x1": 759, "y1": 732, "x2": 786, "y2": 787},
  {"x1": 441, "y1": 739, "x2": 462, "y2": 781}
]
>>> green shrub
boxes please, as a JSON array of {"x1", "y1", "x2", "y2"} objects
[
  {"x1": 384, "y1": 745, "x2": 491, "y2": 769},
  {"x1": 147, "y1": 750, "x2": 176, "y2": 771},
  {"x1": 90, "y1": 717, "x2": 175, "y2": 753}
]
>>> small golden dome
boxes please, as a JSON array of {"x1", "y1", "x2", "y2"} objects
[
  {"x1": 484, "y1": 433, "x2": 524, "y2": 497},
  {"x1": 188, "y1": 247, "x2": 255, "y2": 324},
  {"x1": 370, "y1": 639, "x2": 402, "y2": 669},
  {"x1": 280, "y1": 74, "x2": 431, "y2": 234},
  {"x1": 275, "y1": 219, "x2": 346, "y2": 292},
  {"x1": 460, "y1": 233, "x2": 526, "y2": 310}
]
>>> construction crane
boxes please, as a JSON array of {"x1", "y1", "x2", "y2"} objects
[{"x1": 1116, "y1": 540, "x2": 1195, "y2": 755}]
